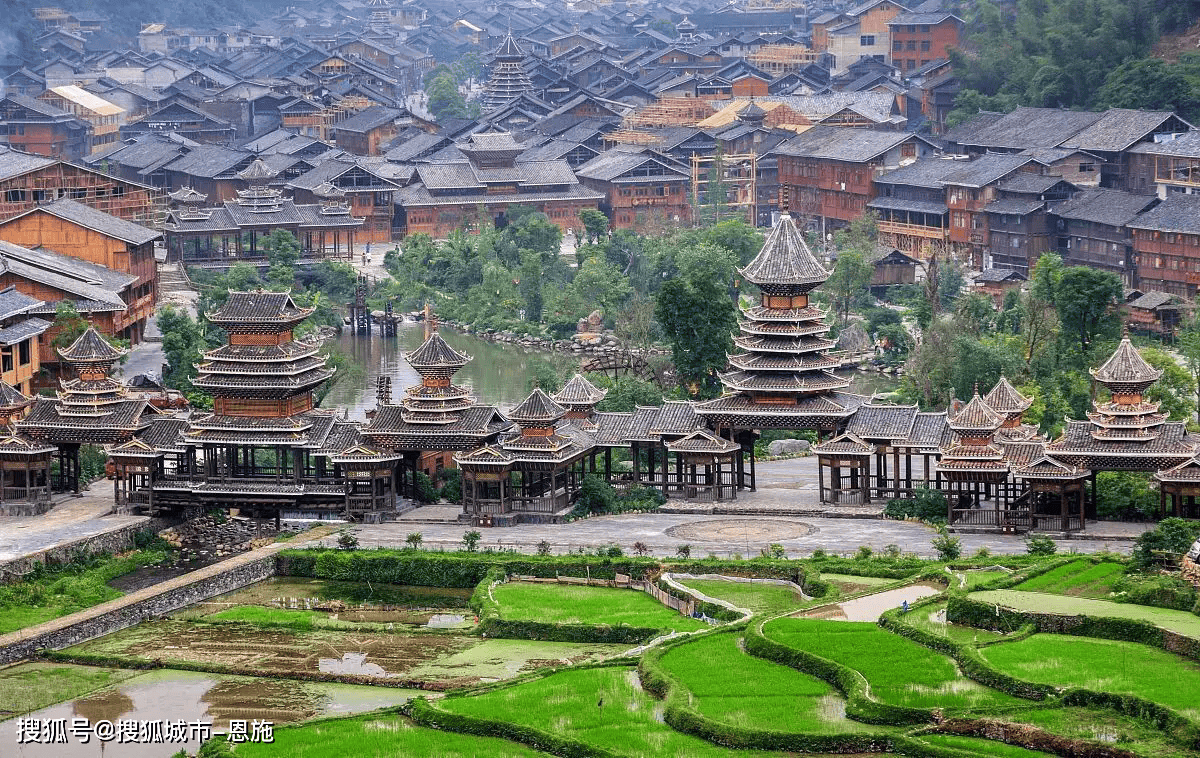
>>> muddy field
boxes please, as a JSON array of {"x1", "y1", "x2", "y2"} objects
[{"x1": 66, "y1": 621, "x2": 626, "y2": 686}]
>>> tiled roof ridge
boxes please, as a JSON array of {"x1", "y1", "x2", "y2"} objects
[
  {"x1": 1090, "y1": 336, "x2": 1163, "y2": 385},
  {"x1": 739, "y1": 213, "x2": 828, "y2": 288}
]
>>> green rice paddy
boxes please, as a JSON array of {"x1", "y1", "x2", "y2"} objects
[
  {"x1": 0, "y1": 662, "x2": 142, "y2": 716},
  {"x1": 970, "y1": 589, "x2": 1200, "y2": 639},
  {"x1": 1012, "y1": 561, "x2": 1125, "y2": 598},
  {"x1": 980, "y1": 634, "x2": 1200, "y2": 719},
  {"x1": 1004, "y1": 707, "x2": 1198, "y2": 758},
  {"x1": 659, "y1": 632, "x2": 880, "y2": 733},
  {"x1": 914, "y1": 734, "x2": 1055, "y2": 756},
  {"x1": 231, "y1": 713, "x2": 551, "y2": 757},
  {"x1": 676, "y1": 579, "x2": 809, "y2": 614},
  {"x1": 437, "y1": 666, "x2": 794, "y2": 758},
  {"x1": 762, "y1": 618, "x2": 1024, "y2": 711},
  {"x1": 899, "y1": 602, "x2": 1005, "y2": 645},
  {"x1": 492, "y1": 582, "x2": 708, "y2": 630}
]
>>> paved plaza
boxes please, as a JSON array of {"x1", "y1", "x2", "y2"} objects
[{"x1": 0, "y1": 480, "x2": 147, "y2": 563}]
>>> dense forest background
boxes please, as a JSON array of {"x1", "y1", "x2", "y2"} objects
[{"x1": 948, "y1": 0, "x2": 1200, "y2": 123}]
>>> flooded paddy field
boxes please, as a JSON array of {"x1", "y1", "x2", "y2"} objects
[
  {"x1": 64, "y1": 620, "x2": 626, "y2": 686},
  {"x1": 0, "y1": 665, "x2": 423, "y2": 758}
]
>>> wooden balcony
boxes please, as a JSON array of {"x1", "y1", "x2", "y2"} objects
[{"x1": 877, "y1": 220, "x2": 949, "y2": 240}]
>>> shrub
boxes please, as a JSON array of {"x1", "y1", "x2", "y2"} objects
[
  {"x1": 415, "y1": 472, "x2": 439, "y2": 503},
  {"x1": 462, "y1": 530, "x2": 482, "y2": 552},
  {"x1": 883, "y1": 544, "x2": 902, "y2": 559},
  {"x1": 1113, "y1": 573, "x2": 1197, "y2": 611},
  {"x1": 605, "y1": 544, "x2": 623, "y2": 558},
  {"x1": 972, "y1": 547, "x2": 991, "y2": 559},
  {"x1": 335, "y1": 532, "x2": 358, "y2": 551},
  {"x1": 768, "y1": 543, "x2": 786, "y2": 559},
  {"x1": 884, "y1": 486, "x2": 947, "y2": 523},
  {"x1": 632, "y1": 541, "x2": 649, "y2": 556},
  {"x1": 1025, "y1": 535, "x2": 1057, "y2": 556},
  {"x1": 405, "y1": 532, "x2": 423, "y2": 550},
  {"x1": 1131, "y1": 517, "x2": 1200, "y2": 570},
  {"x1": 437, "y1": 468, "x2": 463, "y2": 503},
  {"x1": 1095, "y1": 471, "x2": 1158, "y2": 521},
  {"x1": 931, "y1": 529, "x2": 961, "y2": 561},
  {"x1": 855, "y1": 545, "x2": 873, "y2": 561},
  {"x1": 536, "y1": 540, "x2": 552, "y2": 556},
  {"x1": 676, "y1": 544, "x2": 692, "y2": 558}
]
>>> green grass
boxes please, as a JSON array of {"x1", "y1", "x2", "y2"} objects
[
  {"x1": 962, "y1": 570, "x2": 1009, "y2": 589},
  {"x1": 0, "y1": 549, "x2": 169, "y2": 634},
  {"x1": 971, "y1": 589, "x2": 1200, "y2": 639},
  {"x1": 980, "y1": 634, "x2": 1200, "y2": 720},
  {"x1": 915, "y1": 734, "x2": 1055, "y2": 756},
  {"x1": 762, "y1": 618, "x2": 1024, "y2": 711},
  {"x1": 231, "y1": 713, "x2": 551, "y2": 757},
  {"x1": 438, "y1": 666, "x2": 795, "y2": 757},
  {"x1": 492, "y1": 583, "x2": 708, "y2": 631},
  {"x1": 900, "y1": 602, "x2": 1005, "y2": 645},
  {"x1": 1004, "y1": 707, "x2": 1197, "y2": 758},
  {"x1": 677, "y1": 579, "x2": 808, "y2": 615},
  {"x1": 203, "y1": 605, "x2": 329, "y2": 629},
  {"x1": 0, "y1": 662, "x2": 143, "y2": 716},
  {"x1": 819, "y1": 573, "x2": 896, "y2": 596},
  {"x1": 1013, "y1": 561, "x2": 1125, "y2": 598},
  {"x1": 659, "y1": 632, "x2": 880, "y2": 733}
]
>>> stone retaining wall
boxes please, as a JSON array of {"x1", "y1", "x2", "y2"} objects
[
  {"x1": 0, "y1": 552, "x2": 274, "y2": 665},
  {"x1": 0, "y1": 516, "x2": 178, "y2": 583}
]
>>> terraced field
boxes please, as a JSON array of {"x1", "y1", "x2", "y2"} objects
[
  {"x1": 492, "y1": 582, "x2": 709, "y2": 630},
  {"x1": 970, "y1": 589, "x2": 1200, "y2": 639},
  {"x1": 1012, "y1": 561, "x2": 1125, "y2": 598}
]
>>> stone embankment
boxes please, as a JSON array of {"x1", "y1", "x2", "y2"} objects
[
  {"x1": 0, "y1": 527, "x2": 336, "y2": 665},
  {"x1": 0, "y1": 516, "x2": 177, "y2": 582}
]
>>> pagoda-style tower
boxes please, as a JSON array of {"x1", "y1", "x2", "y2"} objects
[
  {"x1": 938, "y1": 389, "x2": 1016, "y2": 527},
  {"x1": 698, "y1": 213, "x2": 860, "y2": 425},
  {"x1": 697, "y1": 214, "x2": 862, "y2": 490},
  {"x1": 1045, "y1": 336, "x2": 1194, "y2": 472},
  {"x1": 0, "y1": 382, "x2": 53, "y2": 510},
  {"x1": 481, "y1": 34, "x2": 534, "y2": 111},
  {"x1": 984, "y1": 377, "x2": 1039, "y2": 442},
  {"x1": 552, "y1": 374, "x2": 607, "y2": 427},
  {"x1": 234, "y1": 158, "x2": 285, "y2": 213},
  {"x1": 457, "y1": 387, "x2": 592, "y2": 526},
  {"x1": 19, "y1": 327, "x2": 152, "y2": 492},
  {"x1": 400, "y1": 331, "x2": 474, "y2": 425}
]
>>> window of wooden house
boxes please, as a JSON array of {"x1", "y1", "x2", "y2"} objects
[
  {"x1": 2, "y1": 346, "x2": 13, "y2": 374},
  {"x1": 5, "y1": 190, "x2": 25, "y2": 203},
  {"x1": 18, "y1": 339, "x2": 29, "y2": 366},
  {"x1": 860, "y1": 35, "x2": 875, "y2": 46}
]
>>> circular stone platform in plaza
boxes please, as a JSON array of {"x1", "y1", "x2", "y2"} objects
[{"x1": 664, "y1": 518, "x2": 818, "y2": 542}]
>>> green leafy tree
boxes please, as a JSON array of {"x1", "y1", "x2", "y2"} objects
[
  {"x1": 262, "y1": 229, "x2": 300, "y2": 291},
  {"x1": 825, "y1": 249, "x2": 873, "y2": 325},
  {"x1": 50, "y1": 300, "x2": 90, "y2": 352},
  {"x1": 592, "y1": 375, "x2": 664, "y2": 412},
  {"x1": 654, "y1": 243, "x2": 738, "y2": 396},
  {"x1": 566, "y1": 257, "x2": 633, "y2": 320},
  {"x1": 158, "y1": 306, "x2": 206, "y2": 394},
  {"x1": 579, "y1": 209, "x2": 609, "y2": 244},
  {"x1": 1054, "y1": 266, "x2": 1122, "y2": 362},
  {"x1": 426, "y1": 72, "x2": 471, "y2": 122},
  {"x1": 1142, "y1": 347, "x2": 1195, "y2": 421}
]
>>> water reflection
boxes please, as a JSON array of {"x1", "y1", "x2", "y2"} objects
[
  {"x1": 318, "y1": 652, "x2": 391, "y2": 678},
  {"x1": 320, "y1": 324, "x2": 901, "y2": 421},
  {"x1": 0, "y1": 669, "x2": 417, "y2": 758}
]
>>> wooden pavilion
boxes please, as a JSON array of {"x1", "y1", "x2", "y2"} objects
[{"x1": 0, "y1": 381, "x2": 53, "y2": 513}]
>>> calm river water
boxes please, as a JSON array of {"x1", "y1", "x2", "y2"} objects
[{"x1": 321, "y1": 322, "x2": 901, "y2": 420}]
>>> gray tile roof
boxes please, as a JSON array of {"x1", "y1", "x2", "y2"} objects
[
  {"x1": 0, "y1": 147, "x2": 58, "y2": 182},
  {"x1": 1127, "y1": 193, "x2": 1200, "y2": 234},
  {"x1": 984, "y1": 198, "x2": 1044, "y2": 215},
  {"x1": 873, "y1": 156, "x2": 967, "y2": 188},
  {"x1": 867, "y1": 196, "x2": 947, "y2": 214},
  {"x1": 575, "y1": 149, "x2": 687, "y2": 182},
  {"x1": 952, "y1": 106, "x2": 1103, "y2": 150},
  {"x1": 1128, "y1": 130, "x2": 1200, "y2": 158},
  {"x1": 940, "y1": 154, "x2": 1032, "y2": 188},
  {"x1": 846, "y1": 403, "x2": 918, "y2": 440},
  {"x1": 1052, "y1": 188, "x2": 1155, "y2": 227},
  {"x1": 0, "y1": 240, "x2": 133, "y2": 306},
  {"x1": 997, "y1": 173, "x2": 1069, "y2": 194},
  {"x1": 9, "y1": 199, "x2": 160, "y2": 245},
  {"x1": 0, "y1": 317, "x2": 50, "y2": 346},
  {"x1": 0, "y1": 287, "x2": 44, "y2": 321},
  {"x1": 334, "y1": 105, "x2": 402, "y2": 134},
  {"x1": 1061, "y1": 109, "x2": 1181, "y2": 153},
  {"x1": 772, "y1": 125, "x2": 915, "y2": 163},
  {"x1": 740, "y1": 214, "x2": 829, "y2": 288}
]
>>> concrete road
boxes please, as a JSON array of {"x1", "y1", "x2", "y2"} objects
[{"x1": 0, "y1": 479, "x2": 146, "y2": 563}]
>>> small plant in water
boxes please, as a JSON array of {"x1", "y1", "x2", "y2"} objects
[
  {"x1": 462, "y1": 530, "x2": 482, "y2": 552},
  {"x1": 405, "y1": 532, "x2": 423, "y2": 550},
  {"x1": 768, "y1": 543, "x2": 786, "y2": 559},
  {"x1": 536, "y1": 539, "x2": 552, "y2": 556},
  {"x1": 676, "y1": 544, "x2": 692, "y2": 558},
  {"x1": 632, "y1": 541, "x2": 649, "y2": 556}
]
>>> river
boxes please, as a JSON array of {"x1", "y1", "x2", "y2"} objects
[{"x1": 320, "y1": 322, "x2": 902, "y2": 420}]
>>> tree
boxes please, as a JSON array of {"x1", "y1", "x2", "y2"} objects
[
  {"x1": 426, "y1": 72, "x2": 471, "y2": 122},
  {"x1": 1142, "y1": 347, "x2": 1195, "y2": 421},
  {"x1": 262, "y1": 228, "x2": 300, "y2": 291},
  {"x1": 655, "y1": 243, "x2": 738, "y2": 396},
  {"x1": 1178, "y1": 307, "x2": 1200, "y2": 421},
  {"x1": 159, "y1": 306, "x2": 206, "y2": 393},
  {"x1": 592, "y1": 375, "x2": 664, "y2": 412},
  {"x1": 566, "y1": 257, "x2": 633, "y2": 320},
  {"x1": 1097, "y1": 58, "x2": 1200, "y2": 121},
  {"x1": 51, "y1": 300, "x2": 90, "y2": 352},
  {"x1": 825, "y1": 249, "x2": 873, "y2": 324},
  {"x1": 462, "y1": 530, "x2": 482, "y2": 552},
  {"x1": 1054, "y1": 266, "x2": 1122, "y2": 362},
  {"x1": 405, "y1": 532, "x2": 423, "y2": 550},
  {"x1": 579, "y1": 209, "x2": 609, "y2": 244}
]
